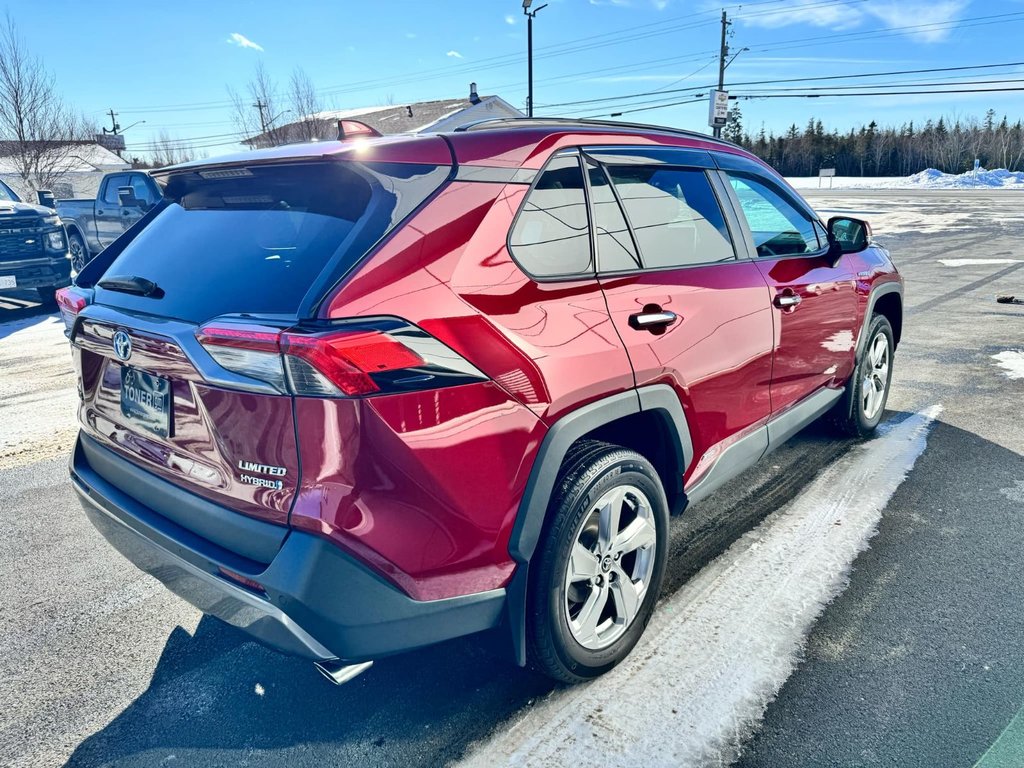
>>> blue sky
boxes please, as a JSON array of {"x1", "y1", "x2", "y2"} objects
[{"x1": 8, "y1": 0, "x2": 1024, "y2": 159}]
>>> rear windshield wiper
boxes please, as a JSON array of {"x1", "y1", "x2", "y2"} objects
[{"x1": 97, "y1": 275, "x2": 163, "y2": 298}]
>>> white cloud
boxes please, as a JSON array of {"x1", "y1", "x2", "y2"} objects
[
  {"x1": 865, "y1": 1, "x2": 968, "y2": 42},
  {"x1": 405, "y1": 32, "x2": 417, "y2": 39},
  {"x1": 446, "y1": 50, "x2": 463, "y2": 58},
  {"x1": 589, "y1": 0, "x2": 631, "y2": 6},
  {"x1": 736, "y1": 0, "x2": 968, "y2": 42},
  {"x1": 652, "y1": 0, "x2": 670, "y2": 9},
  {"x1": 505, "y1": 14, "x2": 517, "y2": 25},
  {"x1": 226, "y1": 32, "x2": 264, "y2": 52}
]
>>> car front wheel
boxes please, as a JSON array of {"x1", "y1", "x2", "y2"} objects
[
  {"x1": 833, "y1": 313, "x2": 895, "y2": 437},
  {"x1": 527, "y1": 440, "x2": 668, "y2": 683}
]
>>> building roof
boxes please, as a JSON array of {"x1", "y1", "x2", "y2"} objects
[
  {"x1": 0, "y1": 141, "x2": 130, "y2": 173},
  {"x1": 242, "y1": 93, "x2": 522, "y2": 146}
]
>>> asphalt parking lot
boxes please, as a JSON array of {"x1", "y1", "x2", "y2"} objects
[{"x1": 2, "y1": 189, "x2": 1023, "y2": 768}]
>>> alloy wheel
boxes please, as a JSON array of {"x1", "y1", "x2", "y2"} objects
[
  {"x1": 69, "y1": 236, "x2": 86, "y2": 273},
  {"x1": 861, "y1": 331, "x2": 890, "y2": 420},
  {"x1": 564, "y1": 484, "x2": 657, "y2": 650}
]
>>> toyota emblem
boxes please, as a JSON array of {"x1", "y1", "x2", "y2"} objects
[{"x1": 113, "y1": 330, "x2": 132, "y2": 361}]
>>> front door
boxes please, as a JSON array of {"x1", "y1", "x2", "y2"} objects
[
  {"x1": 722, "y1": 170, "x2": 859, "y2": 413},
  {"x1": 583, "y1": 148, "x2": 775, "y2": 488}
]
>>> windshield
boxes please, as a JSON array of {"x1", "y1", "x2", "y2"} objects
[
  {"x1": 91, "y1": 160, "x2": 449, "y2": 323},
  {"x1": 0, "y1": 180, "x2": 20, "y2": 203}
]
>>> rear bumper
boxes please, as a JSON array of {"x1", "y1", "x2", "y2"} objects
[
  {"x1": 0, "y1": 255, "x2": 71, "y2": 290},
  {"x1": 71, "y1": 433, "x2": 506, "y2": 662}
]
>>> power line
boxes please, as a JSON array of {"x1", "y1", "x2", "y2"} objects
[{"x1": 537, "y1": 60, "x2": 1024, "y2": 109}]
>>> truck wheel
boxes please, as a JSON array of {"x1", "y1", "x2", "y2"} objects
[
  {"x1": 832, "y1": 314, "x2": 895, "y2": 437},
  {"x1": 68, "y1": 231, "x2": 88, "y2": 273},
  {"x1": 527, "y1": 440, "x2": 668, "y2": 683}
]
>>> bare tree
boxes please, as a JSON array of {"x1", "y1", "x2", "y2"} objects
[
  {"x1": 149, "y1": 130, "x2": 199, "y2": 168},
  {"x1": 0, "y1": 13, "x2": 89, "y2": 194},
  {"x1": 229, "y1": 61, "x2": 291, "y2": 148},
  {"x1": 288, "y1": 67, "x2": 326, "y2": 142}
]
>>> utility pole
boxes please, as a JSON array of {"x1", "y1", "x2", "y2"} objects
[
  {"x1": 253, "y1": 99, "x2": 269, "y2": 135},
  {"x1": 715, "y1": 11, "x2": 729, "y2": 139},
  {"x1": 104, "y1": 109, "x2": 120, "y2": 136},
  {"x1": 524, "y1": 0, "x2": 548, "y2": 118}
]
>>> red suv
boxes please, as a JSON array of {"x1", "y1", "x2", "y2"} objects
[{"x1": 60, "y1": 118, "x2": 902, "y2": 684}]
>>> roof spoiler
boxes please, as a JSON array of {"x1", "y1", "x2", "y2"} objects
[{"x1": 337, "y1": 120, "x2": 382, "y2": 140}]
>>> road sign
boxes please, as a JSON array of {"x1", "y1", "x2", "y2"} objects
[
  {"x1": 708, "y1": 90, "x2": 729, "y2": 128},
  {"x1": 818, "y1": 168, "x2": 836, "y2": 189}
]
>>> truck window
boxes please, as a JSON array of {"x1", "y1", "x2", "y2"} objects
[
  {"x1": 102, "y1": 175, "x2": 129, "y2": 205},
  {"x1": 130, "y1": 175, "x2": 156, "y2": 204}
]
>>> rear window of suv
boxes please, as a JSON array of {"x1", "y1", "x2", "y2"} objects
[{"x1": 91, "y1": 161, "x2": 449, "y2": 322}]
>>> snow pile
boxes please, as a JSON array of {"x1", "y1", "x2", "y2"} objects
[
  {"x1": 992, "y1": 351, "x2": 1024, "y2": 380},
  {"x1": 905, "y1": 167, "x2": 1024, "y2": 189}
]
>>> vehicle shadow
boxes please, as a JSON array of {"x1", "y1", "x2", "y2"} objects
[
  {"x1": 61, "y1": 414, "x2": 897, "y2": 768},
  {"x1": 0, "y1": 291, "x2": 56, "y2": 341}
]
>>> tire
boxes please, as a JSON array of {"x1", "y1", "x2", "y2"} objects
[
  {"x1": 68, "y1": 231, "x2": 89, "y2": 273},
  {"x1": 832, "y1": 314, "x2": 895, "y2": 437},
  {"x1": 527, "y1": 440, "x2": 669, "y2": 684}
]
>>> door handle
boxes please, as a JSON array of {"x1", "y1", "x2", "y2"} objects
[
  {"x1": 774, "y1": 292, "x2": 802, "y2": 309},
  {"x1": 96, "y1": 210, "x2": 105, "y2": 215},
  {"x1": 628, "y1": 309, "x2": 678, "y2": 331}
]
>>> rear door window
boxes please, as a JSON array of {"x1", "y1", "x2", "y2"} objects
[
  {"x1": 89, "y1": 161, "x2": 450, "y2": 322},
  {"x1": 509, "y1": 154, "x2": 593, "y2": 278},
  {"x1": 607, "y1": 165, "x2": 735, "y2": 268},
  {"x1": 586, "y1": 159, "x2": 640, "y2": 273},
  {"x1": 726, "y1": 172, "x2": 821, "y2": 257}
]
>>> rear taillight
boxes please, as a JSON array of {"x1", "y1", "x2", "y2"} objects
[
  {"x1": 196, "y1": 318, "x2": 484, "y2": 397},
  {"x1": 195, "y1": 323, "x2": 288, "y2": 392},
  {"x1": 55, "y1": 287, "x2": 90, "y2": 335}
]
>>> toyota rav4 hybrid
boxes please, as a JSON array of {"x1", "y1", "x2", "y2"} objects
[{"x1": 58, "y1": 118, "x2": 902, "y2": 685}]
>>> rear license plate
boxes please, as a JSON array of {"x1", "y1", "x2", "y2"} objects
[
  {"x1": 0, "y1": 275, "x2": 15, "y2": 289},
  {"x1": 120, "y1": 366, "x2": 172, "y2": 438}
]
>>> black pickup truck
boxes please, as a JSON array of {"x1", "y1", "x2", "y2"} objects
[
  {"x1": 56, "y1": 170, "x2": 161, "y2": 271},
  {"x1": 0, "y1": 178, "x2": 71, "y2": 302}
]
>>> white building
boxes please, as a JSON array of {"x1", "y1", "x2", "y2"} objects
[{"x1": 0, "y1": 142, "x2": 130, "y2": 202}]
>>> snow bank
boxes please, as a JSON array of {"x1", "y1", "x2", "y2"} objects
[
  {"x1": 904, "y1": 167, "x2": 1024, "y2": 189},
  {"x1": 787, "y1": 168, "x2": 1024, "y2": 190}
]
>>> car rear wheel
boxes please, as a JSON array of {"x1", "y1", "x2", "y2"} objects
[
  {"x1": 527, "y1": 440, "x2": 668, "y2": 683},
  {"x1": 68, "y1": 231, "x2": 88, "y2": 273},
  {"x1": 832, "y1": 314, "x2": 894, "y2": 437}
]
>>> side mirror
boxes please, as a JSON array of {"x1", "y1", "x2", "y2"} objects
[
  {"x1": 37, "y1": 190, "x2": 56, "y2": 209},
  {"x1": 826, "y1": 216, "x2": 871, "y2": 258},
  {"x1": 117, "y1": 186, "x2": 143, "y2": 209}
]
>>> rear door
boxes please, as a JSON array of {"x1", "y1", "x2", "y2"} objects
[
  {"x1": 717, "y1": 157, "x2": 859, "y2": 413},
  {"x1": 585, "y1": 146, "x2": 775, "y2": 487}
]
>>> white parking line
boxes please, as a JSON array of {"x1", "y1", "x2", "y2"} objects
[
  {"x1": 937, "y1": 259, "x2": 1021, "y2": 267},
  {"x1": 459, "y1": 406, "x2": 941, "y2": 768}
]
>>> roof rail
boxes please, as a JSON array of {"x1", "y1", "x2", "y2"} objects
[{"x1": 451, "y1": 117, "x2": 740, "y2": 148}]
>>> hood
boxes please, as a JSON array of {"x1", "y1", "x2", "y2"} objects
[{"x1": 0, "y1": 200, "x2": 56, "y2": 219}]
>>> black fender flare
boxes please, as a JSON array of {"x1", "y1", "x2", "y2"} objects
[
  {"x1": 855, "y1": 281, "x2": 903, "y2": 361},
  {"x1": 504, "y1": 384, "x2": 692, "y2": 665}
]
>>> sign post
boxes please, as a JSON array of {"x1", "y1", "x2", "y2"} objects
[
  {"x1": 818, "y1": 168, "x2": 836, "y2": 189},
  {"x1": 708, "y1": 90, "x2": 729, "y2": 131}
]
